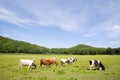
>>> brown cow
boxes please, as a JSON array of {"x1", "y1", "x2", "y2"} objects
[{"x1": 40, "y1": 58, "x2": 58, "y2": 66}]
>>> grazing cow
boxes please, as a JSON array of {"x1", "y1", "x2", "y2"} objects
[
  {"x1": 61, "y1": 58, "x2": 70, "y2": 65},
  {"x1": 18, "y1": 59, "x2": 36, "y2": 70},
  {"x1": 87, "y1": 60, "x2": 105, "y2": 71},
  {"x1": 47, "y1": 57, "x2": 56, "y2": 62},
  {"x1": 61, "y1": 58, "x2": 77, "y2": 65},
  {"x1": 68, "y1": 58, "x2": 77, "y2": 63},
  {"x1": 40, "y1": 57, "x2": 58, "y2": 66}
]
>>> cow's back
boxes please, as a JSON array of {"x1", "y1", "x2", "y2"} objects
[{"x1": 20, "y1": 59, "x2": 33, "y2": 65}]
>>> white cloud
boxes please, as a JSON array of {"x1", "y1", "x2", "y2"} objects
[
  {"x1": 85, "y1": 11, "x2": 120, "y2": 38},
  {"x1": 84, "y1": 33, "x2": 95, "y2": 37},
  {"x1": 108, "y1": 25, "x2": 120, "y2": 30},
  {"x1": 0, "y1": 7, "x2": 31, "y2": 30},
  {"x1": 106, "y1": 25, "x2": 120, "y2": 38},
  {"x1": 11, "y1": 0, "x2": 88, "y2": 32},
  {"x1": 84, "y1": 0, "x2": 120, "y2": 38},
  {"x1": 0, "y1": 0, "x2": 120, "y2": 34},
  {"x1": 93, "y1": 0, "x2": 120, "y2": 16}
]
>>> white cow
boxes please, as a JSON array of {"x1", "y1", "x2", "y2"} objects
[{"x1": 18, "y1": 59, "x2": 36, "y2": 70}]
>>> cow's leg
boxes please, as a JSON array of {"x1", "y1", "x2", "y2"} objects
[
  {"x1": 55, "y1": 62, "x2": 58, "y2": 66},
  {"x1": 18, "y1": 64, "x2": 22, "y2": 69},
  {"x1": 40, "y1": 63, "x2": 42, "y2": 66},
  {"x1": 18, "y1": 64, "x2": 22, "y2": 70},
  {"x1": 89, "y1": 65, "x2": 94, "y2": 70},
  {"x1": 96, "y1": 65, "x2": 100, "y2": 70},
  {"x1": 18, "y1": 64, "x2": 20, "y2": 69},
  {"x1": 28, "y1": 64, "x2": 32, "y2": 70},
  {"x1": 96, "y1": 67, "x2": 99, "y2": 70},
  {"x1": 61, "y1": 62, "x2": 63, "y2": 65}
]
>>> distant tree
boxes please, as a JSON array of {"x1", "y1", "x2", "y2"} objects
[
  {"x1": 113, "y1": 48, "x2": 120, "y2": 55},
  {"x1": 106, "y1": 47, "x2": 115, "y2": 55}
]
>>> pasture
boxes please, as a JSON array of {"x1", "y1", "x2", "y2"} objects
[{"x1": 0, "y1": 54, "x2": 120, "y2": 80}]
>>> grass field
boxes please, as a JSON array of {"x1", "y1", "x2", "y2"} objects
[{"x1": 0, "y1": 54, "x2": 120, "y2": 80}]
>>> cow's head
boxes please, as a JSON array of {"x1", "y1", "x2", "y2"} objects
[{"x1": 32, "y1": 63, "x2": 36, "y2": 69}]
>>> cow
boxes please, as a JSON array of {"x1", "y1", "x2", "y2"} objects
[
  {"x1": 87, "y1": 60, "x2": 105, "y2": 71},
  {"x1": 61, "y1": 58, "x2": 77, "y2": 65},
  {"x1": 68, "y1": 58, "x2": 77, "y2": 63},
  {"x1": 40, "y1": 57, "x2": 58, "y2": 66},
  {"x1": 18, "y1": 59, "x2": 36, "y2": 70},
  {"x1": 47, "y1": 57, "x2": 56, "y2": 62},
  {"x1": 61, "y1": 58, "x2": 70, "y2": 65}
]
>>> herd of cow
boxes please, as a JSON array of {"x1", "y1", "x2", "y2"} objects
[{"x1": 18, "y1": 57, "x2": 105, "y2": 71}]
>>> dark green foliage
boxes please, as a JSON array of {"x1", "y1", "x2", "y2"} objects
[
  {"x1": 0, "y1": 36, "x2": 120, "y2": 54},
  {"x1": 0, "y1": 36, "x2": 49, "y2": 54},
  {"x1": 106, "y1": 47, "x2": 115, "y2": 55}
]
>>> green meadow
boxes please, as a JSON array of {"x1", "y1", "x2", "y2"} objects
[{"x1": 0, "y1": 54, "x2": 120, "y2": 80}]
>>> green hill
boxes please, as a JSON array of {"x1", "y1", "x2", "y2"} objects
[
  {"x1": 0, "y1": 36, "x2": 120, "y2": 55},
  {"x1": 70, "y1": 44, "x2": 94, "y2": 49},
  {"x1": 0, "y1": 36, "x2": 49, "y2": 54}
]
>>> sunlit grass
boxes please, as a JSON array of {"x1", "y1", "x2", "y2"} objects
[{"x1": 0, "y1": 54, "x2": 120, "y2": 80}]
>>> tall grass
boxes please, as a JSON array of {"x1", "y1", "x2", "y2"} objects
[{"x1": 0, "y1": 54, "x2": 120, "y2": 80}]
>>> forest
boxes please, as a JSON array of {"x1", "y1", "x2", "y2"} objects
[{"x1": 0, "y1": 36, "x2": 120, "y2": 55}]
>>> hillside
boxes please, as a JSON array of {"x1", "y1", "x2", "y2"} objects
[
  {"x1": 0, "y1": 36, "x2": 120, "y2": 54},
  {"x1": 70, "y1": 44, "x2": 94, "y2": 49},
  {"x1": 0, "y1": 36, "x2": 49, "y2": 54}
]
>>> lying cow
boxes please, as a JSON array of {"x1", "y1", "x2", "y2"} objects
[
  {"x1": 87, "y1": 60, "x2": 105, "y2": 71},
  {"x1": 18, "y1": 59, "x2": 36, "y2": 70}
]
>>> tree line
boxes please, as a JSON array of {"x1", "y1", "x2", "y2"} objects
[{"x1": 0, "y1": 36, "x2": 120, "y2": 55}]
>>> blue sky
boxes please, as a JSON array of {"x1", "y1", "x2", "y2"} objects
[{"x1": 0, "y1": 0, "x2": 120, "y2": 48}]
